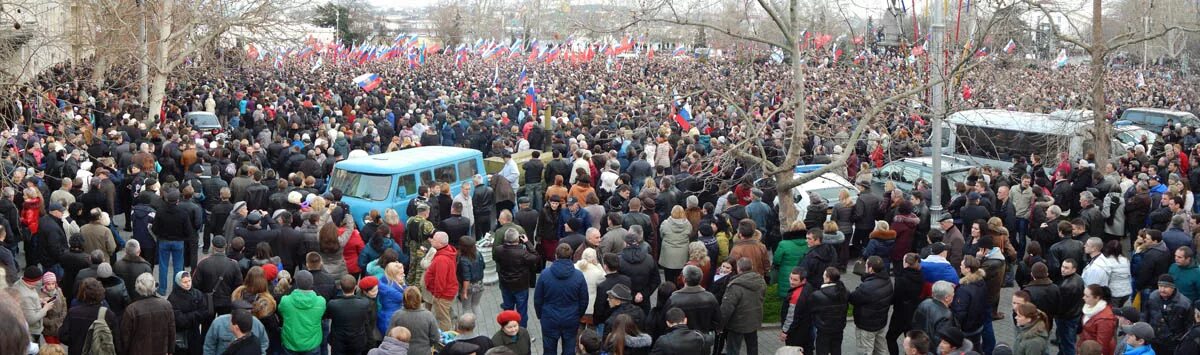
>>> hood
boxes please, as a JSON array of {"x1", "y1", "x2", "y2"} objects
[
  {"x1": 435, "y1": 245, "x2": 458, "y2": 260},
  {"x1": 625, "y1": 333, "x2": 653, "y2": 348},
  {"x1": 894, "y1": 214, "x2": 920, "y2": 226},
  {"x1": 379, "y1": 337, "x2": 410, "y2": 353},
  {"x1": 808, "y1": 200, "x2": 827, "y2": 211},
  {"x1": 663, "y1": 217, "x2": 691, "y2": 234},
  {"x1": 869, "y1": 230, "x2": 896, "y2": 240},
  {"x1": 621, "y1": 247, "x2": 648, "y2": 264},
  {"x1": 287, "y1": 290, "x2": 324, "y2": 310},
  {"x1": 549, "y1": 259, "x2": 578, "y2": 280},
  {"x1": 961, "y1": 269, "x2": 986, "y2": 284},
  {"x1": 133, "y1": 204, "x2": 155, "y2": 215},
  {"x1": 729, "y1": 272, "x2": 766, "y2": 293}
]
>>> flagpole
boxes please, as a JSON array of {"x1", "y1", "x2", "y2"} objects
[{"x1": 930, "y1": 0, "x2": 946, "y2": 228}]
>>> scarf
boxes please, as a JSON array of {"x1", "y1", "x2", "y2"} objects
[{"x1": 1082, "y1": 300, "x2": 1107, "y2": 324}]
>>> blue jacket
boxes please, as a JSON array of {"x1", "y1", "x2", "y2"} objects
[
  {"x1": 359, "y1": 237, "x2": 403, "y2": 271},
  {"x1": 558, "y1": 208, "x2": 592, "y2": 239},
  {"x1": 1164, "y1": 227, "x2": 1193, "y2": 253},
  {"x1": 204, "y1": 313, "x2": 268, "y2": 355},
  {"x1": 534, "y1": 259, "x2": 589, "y2": 328},
  {"x1": 377, "y1": 279, "x2": 406, "y2": 335},
  {"x1": 920, "y1": 255, "x2": 961, "y2": 286}
]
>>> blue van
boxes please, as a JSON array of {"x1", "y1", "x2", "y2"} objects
[{"x1": 329, "y1": 146, "x2": 487, "y2": 226}]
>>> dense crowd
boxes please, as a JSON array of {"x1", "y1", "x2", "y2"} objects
[{"x1": 0, "y1": 47, "x2": 1198, "y2": 355}]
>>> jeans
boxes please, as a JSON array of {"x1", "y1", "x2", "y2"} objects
[
  {"x1": 157, "y1": 240, "x2": 185, "y2": 295},
  {"x1": 1014, "y1": 218, "x2": 1030, "y2": 258},
  {"x1": 524, "y1": 182, "x2": 544, "y2": 212},
  {"x1": 542, "y1": 324, "x2": 578, "y2": 355},
  {"x1": 500, "y1": 287, "x2": 530, "y2": 327},
  {"x1": 1056, "y1": 318, "x2": 1080, "y2": 355},
  {"x1": 724, "y1": 331, "x2": 758, "y2": 355},
  {"x1": 982, "y1": 319, "x2": 996, "y2": 354},
  {"x1": 321, "y1": 319, "x2": 331, "y2": 355}
]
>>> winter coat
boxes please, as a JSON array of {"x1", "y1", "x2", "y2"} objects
[
  {"x1": 120, "y1": 296, "x2": 177, "y2": 355},
  {"x1": 891, "y1": 214, "x2": 920, "y2": 261},
  {"x1": 490, "y1": 328, "x2": 532, "y2": 355},
  {"x1": 279, "y1": 289, "x2": 327, "y2": 352},
  {"x1": 619, "y1": 246, "x2": 661, "y2": 305},
  {"x1": 1060, "y1": 273, "x2": 1086, "y2": 319},
  {"x1": 890, "y1": 267, "x2": 925, "y2": 334},
  {"x1": 368, "y1": 337, "x2": 411, "y2": 355},
  {"x1": 534, "y1": 259, "x2": 590, "y2": 328},
  {"x1": 1177, "y1": 325, "x2": 1200, "y2": 355},
  {"x1": 113, "y1": 254, "x2": 153, "y2": 291},
  {"x1": 493, "y1": 241, "x2": 539, "y2": 290},
  {"x1": 80, "y1": 222, "x2": 116, "y2": 258},
  {"x1": 1133, "y1": 242, "x2": 1171, "y2": 292},
  {"x1": 99, "y1": 276, "x2": 130, "y2": 316},
  {"x1": 60, "y1": 304, "x2": 119, "y2": 355},
  {"x1": 719, "y1": 272, "x2": 766, "y2": 333},
  {"x1": 222, "y1": 334, "x2": 263, "y2": 355},
  {"x1": 1170, "y1": 261, "x2": 1200, "y2": 302},
  {"x1": 912, "y1": 298, "x2": 957, "y2": 346},
  {"x1": 1024, "y1": 278, "x2": 1062, "y2": 318},
  {"x1": 810, "y1": 281, "x2": 850, "y2": 334},
  {"x1": 657, "y1": 217, "x2": 692, "y2": 269},
  {"x1": 168, "y1": 283, "x2": 209, "y2": 355},
  {"x1": 772, "y1": 233, "x2": 809, "y2": 298},
  {"x1": 800, "y1": 243, "x2": 838, "y2": 288},
  {"x1": 326, "y1": 294, "x2": 374, "y2": 344},
  {"x1": 666, "y1": 285, "x2": 720, "y2": 332},
  {"x1": 849, "y1": 272, "x2": 894, "y2": 332},
  {"x1": 831, "y1": 203, "x2": 855, "y2": 236},
  {"x1": 388, "y1": 308, "x2": 441, "y2": 355},
  {"x1": 1080, "y1": 303, "x2": 1117, "y2": 355},
  {"x1": 951, "y1": 270, "x2": 989, "y2": 335},
  {"x1": 1144, "y1": 289, "x2": 1193, "y2": 348},
  {"x1": 424, "y1": 245, "x2": 459, "y2": 300},
  {"x1": 1013, "y1": 322, "x2": 1050, "y2": 355},
  {"x1": 920, "y1": 255, "x2": 960, "y2": 288},
  {"x1": 340, "y1": 226, "x2": 365, "y2": 275},
  {"x1": 593, "y1": 273, "x2": 632, "y2": 327},
  {"x1": 35, "y1": 215, "x2": 68, "y2": 267},
  {"x1": 650, "y1": 325, "x2": 706, "y2": 355},
  {"x1": 193, "y1": 251, "x2": 244, "y2": 313},
  {"x1": 727, "y1": 235, "x2": 771, "y2": 277},
  {"x1": 40, "y1": 286, "x2": 66, "y2": 338}
]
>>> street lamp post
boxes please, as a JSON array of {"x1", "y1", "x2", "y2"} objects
[{"x1": 929, "y1": 0, "x2": 947, "y2": 228}]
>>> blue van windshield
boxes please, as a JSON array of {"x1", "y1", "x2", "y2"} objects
[{"x1": 330, "y1": 169, "x2": 392, "y2": 201}]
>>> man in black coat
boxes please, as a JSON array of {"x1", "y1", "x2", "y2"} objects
[
  {"x1": 36, "y1": 202, "x2": 69, "y2": 277},
  {"x1": 912, "y1": 280, "x2": 958, "y2": 347},
  {"x1": 959, "y1": 192, "x2": 992, "y2": 227},
  {"x1": 439, "y1": 201, "x2": 472, "y2": 244},
  {"x1": 665, "y1": 265, "x2": 720, "y2": 332},
  {"x1": 810, "y1": 267, "x2": 850, "y2": 355},
  {"x1": 326, "y1": 275, "x2": 374, "y2": 355},
  {"x1": 1056, "y1": 258, "x2": 1086, "y2": 355},
  {"x1": 618, "y1": 232, "x2": 661, "y2": 314},
  {"x1": 193, "y1": 236, "x2": 244, "y2": 316},
  {"x1": 522, "y1": 151, "x2": 545, "y2": 210},
  {"x1": 800, "y1": 229, "x2": 837, "y2": 287},
  {"x1": 543, "y1": 150, "x2": 572, "y2": 188},
  {"x1": 1134, "y1": 229, "x2": 1172, "y2": 295},
  {"x1": 852, "y1": 181, "x2": 883, "y2": 254},
  {"x1": 492, "y1": 228, "x2": 540, "y2": 327},
  {"x1": 849, "y1": 256, "x2": 894, "y2": 354},
  {"x1": 514, "y1": 198, "x2": 540, "y2": 235},
  {"x1": 272, "y1": 211, "x2": 306, "y2": 274},
  {"x1": 593, "y1": 253, "x2": 632, "y2": 329},
  {"x1": 650, "y1": 308, "x2": 706, "y2": 355},
  {"x1": 235, "y1": 211, "x2": 279, "y2": 259},
  {"x1": 471, "y1": 176, "x2": 495, "y2": 240},
  {"x1": 1022, "y1": 262, "x2": 1061, "y2": 319},
  {"x1": 887, "y1": 253, "x2": 926, "y2": 355}
]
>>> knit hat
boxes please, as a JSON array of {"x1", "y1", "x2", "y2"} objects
[
  {"x1": 97, "y1": 262, "x2": 114, "y2": 278},
  {"x1": 938, "y1": 326, "x2": 965, "y2": 348},
  {"x1": 294, "y1": 270, "x2": 314, "y2": 290},
  {"x1": 41, "y1": 272, "x2": 57, "y2": 287},
  {"x1": 930, "y1": 242, "x2": 948, "y2": 256},
  {"x1": 175, "y1": 271, "x2": 190, "y2": 288},
  {"x1": 22, "y1": 266, "x2": 42, "y2": 283},
  {"x1": 358, "y1": 276, "x2": 379, "y2": 291},
  {"x1": 496, "y1": 310, "x2": 522, "y2": 326},
  {"x1": 262, "y1": 263, "x2": 279, "y2": 281},
  {"x1": 212, "y1": 235, "x2": 228, "y2": 249},
  {"x1": 1159, "y1": 274, "x2": 1176, "y2": 288}
]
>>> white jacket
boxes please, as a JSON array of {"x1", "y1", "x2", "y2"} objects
[{"x1": 1098, "y1": 255, "x2": 1133, "y2": 298}]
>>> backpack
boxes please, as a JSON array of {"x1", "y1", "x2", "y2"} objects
[{"x1": 82, "y1": 307, "x2": 116, "y2": 355}]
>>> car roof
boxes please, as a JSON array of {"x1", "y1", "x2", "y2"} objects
[
  {"x1": 334, "y1": 146, "x2": 481, "y2": 174},
  {"x1": 896, "y1": 156, "x2": 975, "y2": 172},
  {"x1": 947, "y1": 109, "x2": 1093, "y2": 135},
  {"x1": 1124, "y1": 107, "x2": 1198, "y2": 118},
  {"x1": 794, "y1": 172, "x2": 855, "y2": 190},
  {"x1": 185, "y1": 111, "x2": 217, "y2": 117}
]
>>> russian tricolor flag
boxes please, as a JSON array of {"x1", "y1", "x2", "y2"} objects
[
  {"x1": 1003, "y1": 39, "x2": 1017, "y2": 54},
  {"x1": 671, "y1": 98, "x2": 692, "y2": 131},
  {"x1": 525, "y1": 79, "x2": 538, "y2": 116},
  {"x1": 353, "y1": 73, "x2": 382, "y2": 92}
]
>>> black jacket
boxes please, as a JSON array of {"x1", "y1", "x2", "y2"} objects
[
  {"x1": 236, "y1": 223, "x2": 279, "y2": 258},
  {"x1": 1048, "y1": 238, "x2": 1085, "y2": 283},
  {"x1": 544, "y1": 159, "x2": 572, "y2": 185},
  {"x1": 472, "y1": 184, "x2": 495, "y2": 215},
  {"x1": 951, "y1": 271, "x2": 989, "y2": 335},
  {"x1": 274, "y1": 226, "x2": 306, "y2": 273},
  {"x1": 849, "y1": 272, "x2": 893, "y2": 332},
  {"x1": 1023, "y1": 278, "x2": 1062, "y2": 318},
  {"x1": 852, "y1": 191, "x2": 883, "y2": 230},
  {"x1": 193, "y1": 252, "x2": 244, "y2": 313},
  {"x1": 665, "y1": 285, "x2": 720, "y2": 332},
  {"x1": 523, "y1": 160, "x2": 544, "y2": 185},
  {"x1": 439, "y1": 215, "x2": 472, "y2": 243},
  {"x1": 325, "y1": 294, "x2": 374, "y2": 341},
  {"x1": 153, "y1": 204, "x2": 197, "y2": 241},
  {"x1": 492, "y1": 242, "x2": 540, "y2": 290},
  {"x1": 809, "y1": 281, "x2": 849, "y2": 333},
  {"x1": 222, "y1": 334, "x2": 263, "y2": 355},
  {"x1": 1135, "y1": 242, "x2": 1172, "y2": 292},
  {"x1": 113, "y1": 255, "x2": 153, "y2": 291},
  {"x1": 618, "y1": 246, "x2": 661, "y2": 305},
  {"x1": 593, "y1": 273, "x2": 632, "y2": 326},
  {"x1": 35, "y1": 215, "x2": 68, "y2": 266},
  {"x1": 1058, "y1": 273, "x2": 1085, "y2": 319},
  {"x1": 890, "y1": 267, "x2": 925, "y2": 333},
  {"x1": 911, "y1": 298, "x2": 957, "y2": 347},
  {"x1": 650, "y1": 325, "x2": 706, "y2": 355},
  {"x1": 605, "y1": 302, "x2": 646, "y2": 332},
  {"x1": 800, "y1": 244, "x2": 837, "y2": 287},
  {"x1": 514, "y1": 208, "x2": 540, "y2": 236},
  {"x1": 960, "y1": 204, "x2": 992, "y2": 227}
]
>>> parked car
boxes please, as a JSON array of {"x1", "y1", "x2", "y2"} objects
[
  {"x1": 765, "y1": 165, "x2": 859, "y2": 221},
  {"x1": 872, "y1": 156, "x2": 975, "y2": 206},
  {"x1": 1113, "y1": 124, "x2": 1159, "y2": 155},
  {"x1": 1117, "y1": 107, "x2": 1200, "y2": 133},
  {"x1": 185, "y1": 111, "x2": 222, "y2": 135}
]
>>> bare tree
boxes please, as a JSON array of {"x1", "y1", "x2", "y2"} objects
[{"x1": 1027, "y1": 0, "x2": 1199, "y2": 166}]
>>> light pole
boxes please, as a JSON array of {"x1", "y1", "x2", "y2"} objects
[{"x1": 929, "y1": 0, "x2": 946, "y2": 229}]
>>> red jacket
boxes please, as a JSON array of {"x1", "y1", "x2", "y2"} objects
[
  {"x1": 340, "y1": 227, "x2": 365, "y2": 274},
  {"x1": 20, "y1": 197, "x2": 42, "y2": 235},
  {"x1": 425, "y1": 245, "x2": 459, "y2": 299},
  {"x1": 1079, "y1": 304, "x2": 1117, "y2": 355}
]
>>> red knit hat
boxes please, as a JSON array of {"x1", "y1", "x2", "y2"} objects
[
  {"x1": 358, "y1": 276, "x2": 379, "y2": 291},
  {"x1": 261, "y1": 264, "x2": 279, "y2": 282},
  {"x1": 497, "y1": 310, "x2": 522, "y2": 326}
]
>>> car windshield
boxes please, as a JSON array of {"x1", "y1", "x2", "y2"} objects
[
  {"x1": 187, "y1": 113, "x2": 219, "y2": 126},
  {"x1": 1116, "y1": 129, "x2": 1155, "y2": 145},
  {"x1": 809, "y1": 187, "x2": 854, "y2": 202},
  {"x1": 329, "y1": 169, "x2": 392, "y2": 201},
  {"x1": 944, "y1": 170, "x2": 971, "y2": 185}
]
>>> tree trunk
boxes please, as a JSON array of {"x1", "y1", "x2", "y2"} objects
[
  {"x1": 146, "y1": 0, "x2": 175, "y2": 125},
  {"x1": 775, "y1": 170, "x2": 799, "y2": 229},
  {"x1": 1089, "y1": 0, "x2": 1111, "y2": 166},
  {"x1": 91, "y1": 55, "x2": 109, "y2": 89}
]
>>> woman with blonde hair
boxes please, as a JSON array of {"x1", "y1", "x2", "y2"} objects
[
  {"x1": 677, "y1": 241, "x2": 713, "y2": 289},
  {"x1": 659, "y1": 205, "x2": 693, "y2": 282},
  {"x1": 383, "y1": 208, "x2": 405, "y2": 247},
  {"x1": 377, "y1": 262, "x2": 407, "y2": 335},
  {"x1": 831, "y1": 189, "x2": 855, "y2": 263},
  {"x1": 574, "y1": 248, "x2": 606, "y2": 327},
  {"x1": 855, "y1": 162, "x2": 873, "y2": 185}
]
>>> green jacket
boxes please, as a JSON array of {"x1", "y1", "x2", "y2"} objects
[
  {"x1": 773, "y1": 238, "x2": 809, "y2": 298},
  {"x1": 1013, "y1": 322, "x2": 1049, "y2": 355},
  {"x1": 279, "y1": 289, "x2": 327, "y2": 352},
  {"x1": 1169, "y1": 262, "x2": 1200, "y2": 302}
]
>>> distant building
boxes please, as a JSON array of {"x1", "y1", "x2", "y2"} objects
[{"x1": 0, "y1": 0, "x2": 86, "y2": 83}]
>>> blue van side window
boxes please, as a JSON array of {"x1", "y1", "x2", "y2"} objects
[
  {"x1": 435, "y1": 164, "x2": 457, "y2": 183},
  {"x1": 397, "y1": 174, "x2": 416, "y2": 198},
  {"x1": 420, "y1": 170, "x2": 434, "y2": 187},
  {"x1": 457, "y1": 160, "x2": 477, "y2": 181}
]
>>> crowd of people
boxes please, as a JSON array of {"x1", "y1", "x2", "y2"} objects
[{"x1": 0, "y1": 45, "x2": 1198, "y2": 355}]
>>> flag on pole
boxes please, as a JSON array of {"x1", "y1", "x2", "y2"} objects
[
  {"x1": 524, "y1": 79, "x2": 538, "y2": 116},
  {"x1": 1137, "y1": 72, "x2": 1146, "y2": 88},
  {"x1": 1003, "y1": 39, "x2": 1017, "y2": 54},
  {"x1": 517, "y1": 67, "x2": 527, "y2": 86},
  {"x1": 961, "y1": 83, "x2": 972, "y2": 100},
  {"x1": 671, "y1": 45, "x2": 686, "y2": 56},
  {"x1": 353, "y1": 73, "x2": 382, "y2": 92},
  {"x1": 310, "y1": 57, "x2": 323, "y2": 73},
  {"x1": 974, "y1": 47, "x2": 989, "y2": 57},
  {"x1": 671, "y1": 98, "x2": 692, "y2": 131}
]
